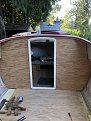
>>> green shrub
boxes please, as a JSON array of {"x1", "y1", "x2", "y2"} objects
[{"x1": 62, "y1": 25, "x2": 91, "y2": 41}]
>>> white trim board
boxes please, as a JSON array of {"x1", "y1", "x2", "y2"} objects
[{"x1": 28, "y1": 37, "x2": 56, "y2": 90}]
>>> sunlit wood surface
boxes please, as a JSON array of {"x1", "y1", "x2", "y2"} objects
[{"x1": 0, "y1": 89, "x2": 89, "y2": 121}]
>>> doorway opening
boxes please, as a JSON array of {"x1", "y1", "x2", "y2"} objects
[{"x1": 28, "y1": 37, "x2": 56, "y2": 89}]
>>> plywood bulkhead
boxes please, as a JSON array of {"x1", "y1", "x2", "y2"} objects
[
  {"x1": 0, "y1": 36, "x2": 91, "y2": 90},
  {"x1": 0, "y1": 38, "x2": 30, "y2": 88},
  {"x1": 56, "y1": 37, "x2": 91, "y2": 90}
]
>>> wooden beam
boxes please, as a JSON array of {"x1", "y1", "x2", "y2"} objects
[{"x1": 0, "y1": 43, "x2": 1, "y2": 58}]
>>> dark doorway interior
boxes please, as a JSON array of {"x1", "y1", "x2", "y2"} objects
[{"x1": 31, "y1": 41, "x2": 54, "y2": 88}]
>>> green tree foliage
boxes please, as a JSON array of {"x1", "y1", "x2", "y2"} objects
[
  {"x1": 0, "y1": 0, "x2": 60, "y2": 39},
  {"x1": 2, "y1": 0, "x2": 26, "y2": 24},
  {"x1": 47, "y1": 3, "x2": 61, "y2": 24},
  {"x1": 0, "y1": 0, "x2": 6, "y2": 39},
  {"x1": 62, "y1": 0, "x2": 91, "y2": 40},
  {"x1": 2, "y1": 0, "x2": 60, "y2": 27}
]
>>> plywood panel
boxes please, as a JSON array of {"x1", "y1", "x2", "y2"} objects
[
  {"x1": 56, "y1": 38, "x2": 91, "y2": 90},
  {"x1": 0, "y1": 39, "x2": 30, "y2": 88},
  {"x1": 0, "y1": 89, "x2": 89, "y2": 121}
]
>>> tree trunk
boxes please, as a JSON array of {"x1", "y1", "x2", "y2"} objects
[
  {"x1": 11, "y1": 8, "x2": 14, "y2": 23},
  {"x1": 26, "y1": 9, "x2": 29, "y2": 23},
  {"x1": 0, "y1": 0, "x2": 6, "y2": 39},
  {"x1": 23, "y1": 13, "x2": 26, "y2": 23},
  {"x1": 9, "y1": 5, "x2": 14, "y2": 23}
]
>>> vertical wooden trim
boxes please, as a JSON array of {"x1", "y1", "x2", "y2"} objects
[
  {"x1": 87, "y1": 44, "x2": 91, "y2": 61},
  {"x1": 0, "y1": 43, "x2": 1, "y2": 58}
]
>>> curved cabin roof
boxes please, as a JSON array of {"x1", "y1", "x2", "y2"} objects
[{"x1": 0, "y1": 32, "x2": 91, "y2": 45}]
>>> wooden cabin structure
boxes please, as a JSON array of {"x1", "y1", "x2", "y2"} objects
[
  {"x1": 0, "y1": 21, "x2": 91, "y2": 120},
  {"x1": 0, "y1": 33, "x2": 91, "y2": 90}
]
